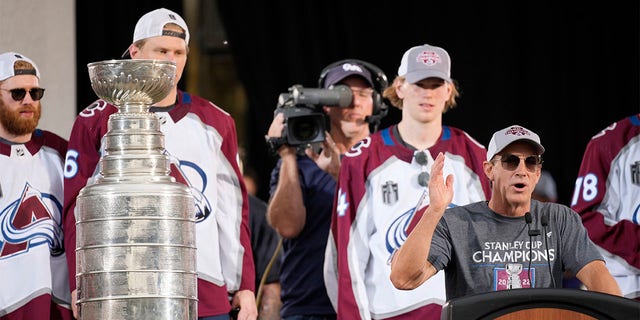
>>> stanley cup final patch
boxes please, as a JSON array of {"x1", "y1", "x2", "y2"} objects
[
  {"x1": 382, "y1": 180, "x2": 398, "y2": 205},
  {"x1": 631, "y1": 161, "x2": 640, "y2": 185}
]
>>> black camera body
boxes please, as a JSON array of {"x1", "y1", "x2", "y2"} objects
[
  {"x1": 275, "y1": 84, "x2": 352, "y2": 147},
  {"x1": 274, "y1": 103, "x2": 326, "y2": 146}
]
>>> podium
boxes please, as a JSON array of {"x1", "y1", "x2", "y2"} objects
[{"x1": 440, "y1": 288, "x2": 639, "y2": 320}]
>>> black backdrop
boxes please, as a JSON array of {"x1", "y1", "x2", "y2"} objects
[{"x1": 77, "y1": 1, "x2": 639, "y2": 204}]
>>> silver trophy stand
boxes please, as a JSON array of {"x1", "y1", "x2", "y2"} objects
[{"x1": 75, "y1": 60, "x2": 197, "y2": 319}]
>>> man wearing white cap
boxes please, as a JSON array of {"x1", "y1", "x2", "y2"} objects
[
  {"x1": 323, "y1": 44, "x2": 490, "y2": 319},
  {"x1": 62, "y1": 8, "x2": 257, "y2": 320},
  {"x1": 0, "y1": 52, "x2": 73, "y2": 319},
  {"x1": 390, "y1": 125, "x2": 621, "y2": 300}
]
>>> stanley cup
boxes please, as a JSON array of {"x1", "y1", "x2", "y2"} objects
[{"x1": 75, "y1": 60, "x2": 197, "y2": 319}]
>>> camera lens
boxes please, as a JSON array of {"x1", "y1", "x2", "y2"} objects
[
  {"x1": 276, "y1": 104, "x2": 326, "y2": 146},
  {"x1": 290, "y1": 116, "x2": 321, "y2": 141}
]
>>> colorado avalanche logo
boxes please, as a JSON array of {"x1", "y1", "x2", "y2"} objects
[
  {"x1": 0, "y1": 183, "x2": 64, "y2": 259},
  {"x1": 504, "y1": 126, "x2": 531, "y2": 137},
  {"x1": 385, "y1": 192, "x2": 428, "y2": 255},
  {"x1": 166, "y1": 151, "x2": 213, "y2": 222},
  {"x1": 386, "y1": 207, "x2": 413, "y2": 255},
  {"x1": 416, "y1": 50, "x2": 442, "y2": 67},
  {"x1": 385, "y1": 191, "x2": 457, "y2": 256}
]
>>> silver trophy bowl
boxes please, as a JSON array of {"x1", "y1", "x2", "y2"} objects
[
  {"x1": 77, "y1": 59, "x2": 197, "y2": 319},
  {"x1": 87, "y1": 59, "x2": 176, "y2": 109}
]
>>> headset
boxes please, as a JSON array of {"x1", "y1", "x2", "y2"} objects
[{"x1": 318, "y1": 59, "x2": 389, "y2": 131}]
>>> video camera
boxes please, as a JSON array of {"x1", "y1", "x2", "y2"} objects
[{"x1": 274, "y1": 84, "x2": 353, "y2": 147}]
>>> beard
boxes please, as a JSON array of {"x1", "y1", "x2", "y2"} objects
[{"x1": 0, "y1": 100, "x2": 41, "y2": 136}]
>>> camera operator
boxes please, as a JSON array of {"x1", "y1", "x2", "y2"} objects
[{"x1": 265, "y1": 60, "x2": 388, "y2": 319}]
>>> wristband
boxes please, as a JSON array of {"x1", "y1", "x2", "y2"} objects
[{"x1": 265, "y1": 135, "x2": 287, "y2": 155}]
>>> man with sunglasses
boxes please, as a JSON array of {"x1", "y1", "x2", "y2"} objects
[
  {"x1": 62, "y1": 8, "x2": 257, "y2": 320},
  {"x1": 0, "y1": 52, "x2": 73, "y2": 319},
  {"x1": 390, "y1": 125, "x2": 622, "y2": 301}
]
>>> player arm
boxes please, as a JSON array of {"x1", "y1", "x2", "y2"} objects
[
  {"x1": 323, "y1": 226, "x2": 339, "y2": 310},
  {"x1": 332, "y1": 156, "x2": 373, "y2": 317},
  {"x1": 63, "y1": 118, "x2": 104, "y2": 318},
  {"x1": 220, "y1": 121, "x2": 256, "y2": 294},
  {"x1": 62, "y1": 119, "x2": 103, "y2": 292}
]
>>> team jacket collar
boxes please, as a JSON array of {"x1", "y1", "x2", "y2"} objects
[
  {"x1": 0, "y1": 129, "x2": 44, "y2": 157},
  {"x1": 164, "y1": 90, "x2": 191, "y2": 123}
]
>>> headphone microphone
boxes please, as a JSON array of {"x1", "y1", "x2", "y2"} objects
[{"x1": 364, "y1": 111, "x2": 386, "y2": 128}]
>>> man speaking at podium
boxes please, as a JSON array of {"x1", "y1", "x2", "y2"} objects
[{"x1": 389, "y1": 125, "x2": 621, "y2": 300}]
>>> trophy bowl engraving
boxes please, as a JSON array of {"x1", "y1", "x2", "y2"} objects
[{"x1": 87, "y1": 59, "x2": 176, "y2": 107}]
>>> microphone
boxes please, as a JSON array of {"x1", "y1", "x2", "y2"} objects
[
  {"x1": 540, "y1": 212, "x2": 548, "y2": 226},
  {"x1": 541, "y1": 213, "x2": 557, "y2": 287},
  {"x1": 525, "y1": 212, "x2": 540, "y2": 236},
  {"x1": 524, "y1": 212, "x2": 539, "y2": 288},
  {"x1": 289, "y1": 84, "x2": 353, "y2": 107},
  {"x1": 364, "y1": 109, "x2": 388, "y2": 133}
]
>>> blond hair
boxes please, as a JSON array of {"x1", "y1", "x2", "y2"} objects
[{"x1": 382, "y1": 76, "x2": 460, "y2": 112}]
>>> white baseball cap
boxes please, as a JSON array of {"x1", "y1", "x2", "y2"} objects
[
  {"x1": 122, "y1": 8, "x2": 190, "y2": 57},
  {"x1": 0, "y1": 52, "x2": 40, "y2": 81},
  {"x1": 398, "y1": 44, "x2": 451, "y2": 84},
  {"x1": 486, "y1": 125, "x2": 545, "y2": 161}
]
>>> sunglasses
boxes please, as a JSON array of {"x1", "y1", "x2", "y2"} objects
[
  {"x1": 494, "y1": 154, "x2": 543, "y2": 172},
  {"x1": 1, "y1": 88, "x2": 45, "y2": 101},
  {"x1": 414, "y1": 151, "x2": 430, "y2": 187}
]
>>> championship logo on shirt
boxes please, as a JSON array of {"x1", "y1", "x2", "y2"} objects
[
  {"x1": 494, "y1": 264, "x2": 534, "y2": 290},
  {"x1": 0, "y1": 183, "x2": 64, "y2": 258},
  {"x1": 382, "y1": 180, "x2": 398, "y2": 205},
  {"x1": 631, "y1": 161, "x2": 640, "y2": 185}
]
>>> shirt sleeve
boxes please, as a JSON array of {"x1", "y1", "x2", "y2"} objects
[
  {"x1": 217, "y1": 118, "x2": 256, "y2": 293},
  {"x1": 325, "y1": 151, "x2": 372, "y2": 319},
  {"x1": 62, "y1": 102, "x2": 109, "y2": 291}
]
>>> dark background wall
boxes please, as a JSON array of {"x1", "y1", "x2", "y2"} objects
[{"x1": 77, "y1": 1, "x2": 640, "y2": 205}]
